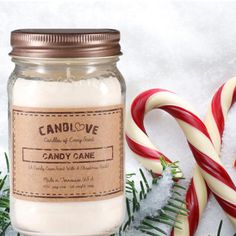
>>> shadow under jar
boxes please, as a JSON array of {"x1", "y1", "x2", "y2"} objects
[{"x1": 8, "y1": 29, "x2": 126, "y2": 236}]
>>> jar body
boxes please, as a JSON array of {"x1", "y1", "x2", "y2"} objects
[{"x1": 8, "y1": 57, "x2": 126, "y2": 236}]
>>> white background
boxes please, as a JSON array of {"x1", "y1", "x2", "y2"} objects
[{"x1": 0, "y1": 0, "x2": 236, "y2": 235}]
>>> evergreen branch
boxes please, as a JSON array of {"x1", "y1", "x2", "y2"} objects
[
  {"x1": 0, "y1": 222, "x2": 11, "y2": 236},
  {"x1": 0, "y1": 154, "x2": 10, "y2": 235},
  {"x1": 113, "y1": 158, "x2": 188, "y2": 235},
  {"x1": 1, "y1": 153, "x2": 229, "y2": 236}
]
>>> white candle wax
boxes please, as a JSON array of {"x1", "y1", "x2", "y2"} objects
[{"x1": 11, "y1": 77, "x2": 125, "y2": 236}]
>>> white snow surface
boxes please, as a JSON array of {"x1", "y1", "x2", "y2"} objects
[{"x1": 0, "y1": 0, "x2": 236, "y2": 235}]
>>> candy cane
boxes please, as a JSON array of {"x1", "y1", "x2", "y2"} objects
[
  {"x1": 204, "y1": 77, "x2": 236, "y2": 224},
  {"x1": 126, "y1": 88, "x2": 236, "y2": 235},
  {"x1": 173, "y1": 77, "x2": 236, "y2": 235}
]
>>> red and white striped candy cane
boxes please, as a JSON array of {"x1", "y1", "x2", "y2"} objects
[
  {"x1": 173, "y1": 77, "x2": 236, "y2": 235},
  {"x1": 126, "y1": 88, "x2": 236, "y2": 235},
  {"x1": 173, "y1": 78, "x2": 236, "y2": 235},
  {"x1": 204, "y1": 77, "x2": 236, "y2": 225}
]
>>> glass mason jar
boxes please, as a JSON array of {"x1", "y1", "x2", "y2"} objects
[{"x1": 8, "y1": 29, "x2": 126, "y2": 236}]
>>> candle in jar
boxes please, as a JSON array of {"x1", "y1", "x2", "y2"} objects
[{"x1": 8, "y1": 29, "x2": 126, "y2": 236}]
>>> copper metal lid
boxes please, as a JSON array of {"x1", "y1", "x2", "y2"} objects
[{"x1": 10, "y1": 29, "x2": 121, "y2": 58}]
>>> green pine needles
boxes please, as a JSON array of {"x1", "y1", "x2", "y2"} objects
[
  {"x1": 0, "y1": 153, "x2": 10, "y2": 236},
  {"x1": 112, "y1": 158, "x2": 187, "y2": 236},
  {"x1": 0, "y1": 154, "x2": 232, "y2": 236}
]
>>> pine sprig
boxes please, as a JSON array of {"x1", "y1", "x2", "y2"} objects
[
  {"x1": 113, "y1": 158, "x2": 187, "y2": 236},
  {"x1": 0, "y1": 153, "x2": 10, "y2": 236},
  {"x1": 1, "y1": 154, "x2": 230, "y2": 236}
]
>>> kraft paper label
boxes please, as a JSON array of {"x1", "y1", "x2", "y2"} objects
[{"x1": 12, "y1": 105, "x2": 124, "y2": 202}]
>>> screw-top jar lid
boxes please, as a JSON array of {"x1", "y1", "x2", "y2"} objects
[{"x1": 10, "y1": 29, "x2": 121, "y2": 58}]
